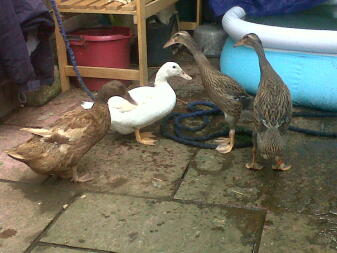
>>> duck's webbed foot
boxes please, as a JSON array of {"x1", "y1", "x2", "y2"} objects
[
  {"x1": 135, "y1": 129, "x2": 157, "y2": 145},
  {"x1": 71, "y1": 167, "x2": 94, "y2": 183},
  {"x1": 215, "y1": 129, "x2": 235, "y2": 154},
  {"x1": 273, "y1": 157, "x2": 291, "y2": 171},
  {"x1": 216, "y1": 143, "x2": 233, "y2": 154},
  {"x1": 214, "y1": 137, "x2": 231, "y2": 145},
  {"x1": 245, "y1": 145, "x2": 263, "y2": 170},
  {"x1": 245, "y1": 162, "x2": 263, "y2": 170}
]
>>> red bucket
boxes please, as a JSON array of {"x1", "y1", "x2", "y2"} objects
[{"x1": 69, "y1": 27, "x2": 131, "y2": 91}]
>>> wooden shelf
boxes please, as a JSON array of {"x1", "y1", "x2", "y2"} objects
[
  {"x1": 53, "y1": 0, "x2": 178, "y2": 92},
  {"x1": 179, "y1": 21, "x2": 198, "y2": 30},
  {"x1": 55, "y1": 0, "x2": 177, "y2": 16},
  {"x1": 65, "y1": 66, "x2": 140, "y2": 80}
]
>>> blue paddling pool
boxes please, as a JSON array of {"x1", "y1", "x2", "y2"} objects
[{"x1": 220, "y1": 6, "x2": 337, "y2": 111}]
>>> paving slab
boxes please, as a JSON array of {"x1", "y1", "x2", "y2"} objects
[
  {"x1": 40, "y1": 193, "x2": 265, "y2": 253},
  {"x1": 175, "y1": 133, "x2": 337, "y2": 251},
  {"x1": 44, "y1": 135, "x2": 195, "y2": 198},
  {"x1": 175, "y1": 134, "x2": 337, "y2": 214},
  {"x1": 0, "y1": 182, "x2": 75, "y2": 253},
  {"x1": 30, "y1": 243, "x2": 107, "y2": 253},
  {"x1": 259, "y1": 212, "x2": 337, "y2": 253},
  {"x1": 0, "y1": 125, "x2": 46, "y2": 183},
  {"x1": 4, "y1": 88, "x2": 87, "y2": 128},
  {"x1": 30, "y1": 244, "x2": 86, "y2": 253}
]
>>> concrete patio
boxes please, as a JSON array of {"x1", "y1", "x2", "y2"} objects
[{"x1": 0, "y1": 58, "x2": 336, "y2": 253}]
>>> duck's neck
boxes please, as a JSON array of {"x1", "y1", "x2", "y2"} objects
[
  {"x1": 92, "y1": 99, "x2": 107, "y2": 109},
  {"x1": 251, "y1": 41, "x2": 273, "y2": 83},
  {"x1": 182, "y1": 39, "x2": 213, "y2": 69},
  {"x1": 155, "y1": 74, "x2": 168, "y2": 85},
  {"x1": 154, "y1": 71, "x2": 172, "y2": 89}
]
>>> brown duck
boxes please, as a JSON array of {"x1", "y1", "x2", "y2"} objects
[
  {"x1": 5, "y1": 81, "x2": 136, "y2": 182},
  {"x1": 164, "y1": 31, "x2": 252, "y2": 154},
  {"x1": 234, "y1": 33, "x2": 292, "y2": 171}
]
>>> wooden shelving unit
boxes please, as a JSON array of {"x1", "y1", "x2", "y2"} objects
[{"x1": 54, "y1": 0, "x2": 178, "y2": 92}]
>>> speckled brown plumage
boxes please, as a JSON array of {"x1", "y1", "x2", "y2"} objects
[
  {"x1": 164, "y1": 31, "x2": 252, "y2": 154},
  {"x1": 5, "y1": 81, "x2": 136, "y2": 182},
  {"x1": 235, "y1": 33, "x2": 292, "y2": 171}
]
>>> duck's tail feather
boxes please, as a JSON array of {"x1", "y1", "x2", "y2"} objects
[
  {"x1": 20, "y1": 128, "x2": 52, "y2": 138},
  {"x1": 4, "y1": 149, "x2": 28, "y2": 162}
]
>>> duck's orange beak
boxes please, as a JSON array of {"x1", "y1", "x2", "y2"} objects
[
  {"x1": 179, "y1": 71, "x2": 192, "y2": 80},
  {"x1": 234, "y1": 39, "x2": 245, "y2": 47},
  {"x1": 123, "y1": 92, "x2": 137, "y2": 105},
  {"x1": 163, "y1": 38, "x2": 176, "y2": 48}
]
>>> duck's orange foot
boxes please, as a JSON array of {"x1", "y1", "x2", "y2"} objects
[
  {"x1": 137, "y1": 132, "x2": 157, "y2": 146},
  {"x1": 214, "y1": 137, "x2": 231, "y2": 145},
  {"x1": 245, "y1": 162, "x2": 263, "y2": 171},
  {"x1": 216, "y1": 144, "x2": 233, "y2": 154},
  {"x1": 272, "y1": 163, "x2": 291, "y2": 171},
  {"x1": 71, "y1": 173, "x2": 94, "y2": 183}
]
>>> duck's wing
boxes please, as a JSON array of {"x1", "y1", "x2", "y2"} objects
[
  {"x1": 108, "y1": 86, "x2": 157, "y2": 113},
  {"x1": 108, "y1": 96, "x2": 138, "y2": 113},
  {"x1": 221, "y1": 76, "x2": 249, "y2": 98},
  {"x1": 47, "y1": 106, "x2": 105, "y2": 143},
  {"x1": 129, "y1": 86, "x2": 157, "y2": 104},
  {"x1": 209, "y1": 73, "x2": 253, "y2": 109},
  {"x1": 255, "y1": 90, "x2": 292, "y2": 132}
]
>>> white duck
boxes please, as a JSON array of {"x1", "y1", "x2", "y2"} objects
[
  {"x1": 108, "y1": 62, "x2": 191, "y2": 145},
  {"x1": 81, "y1": 62, "x2": 192, "y2": 145}
]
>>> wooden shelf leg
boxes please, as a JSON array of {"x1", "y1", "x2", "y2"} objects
[
  {"x1": 196, "y1": 0, "x2": 202, "y2": 27},
  {"x1": 136, "y1": 0, "x2": 148, "y2": 86},
  {"x1": 53, "y1": 13, "x2": 70, "y2": 92}
]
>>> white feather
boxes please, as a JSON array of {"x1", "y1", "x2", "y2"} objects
[{"x1": 81, "y1": 101, "x2": 94, "y2": 110}]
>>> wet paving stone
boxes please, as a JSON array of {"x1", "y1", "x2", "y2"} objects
[
  {"x1": 259, "y1": 212, "x2": 337, "y2": 253},
  {"x1": 30, "y1": 244, "x2": 86, "y2": 253},
  {"x1": 0, "y1": 182, "x2": 74, "y2": 253},
  {"x1": 39, "y1": 193, "x2": 265, "y2": 253},
  {"x1": 43, "y1": 135, "x2": 195, "y2": 198},
  {"x1": 175, "y1": 134, "x2": 337, "y2": 215},
  {"x1": 175, "y1": 134, "x2": 337, "y2": 251}
]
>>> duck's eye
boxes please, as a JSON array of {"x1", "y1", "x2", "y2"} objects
[{"x1": 172, "y1": 66, "x2": 176, "y2": 69}]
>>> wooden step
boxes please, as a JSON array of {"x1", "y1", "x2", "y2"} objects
[
  {"x1": 75, "y1": 0, "x2": 100, "y2": 9},
  {"x1": 89, "y1": 0, "x2": 113, "y2": 9},
  {"x1": 120, "y1": 1, "x2": 135, "y2": 10},
  {"x1": 105, "y1": 1, "x2": 124, "y2": 10},
  {"x1": 58, "y1": 0, "x2": 83, "y2": 8}
]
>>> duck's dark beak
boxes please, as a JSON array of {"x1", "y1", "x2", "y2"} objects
[
  {"x1": 163, "y1": 38, "x2": 175, "y2": 48},
  {"x1": 123, "y1": 92, "x2": 137, "y2": 105},
  {"x1": 179, "y1": 71, "x2": 192, "y2": 80},
  {"x1": 234, "y1": 39, "x2": 245, "y2": 47}
]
